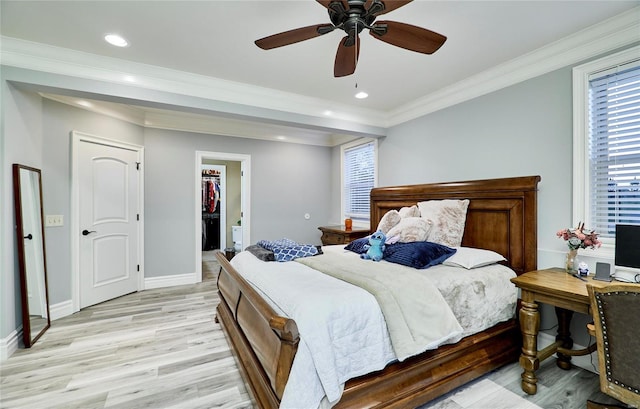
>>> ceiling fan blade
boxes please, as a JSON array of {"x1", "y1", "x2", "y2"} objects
[
  {"x1": 375, "y1": 0, "x2": 413, "y2": 15},
  {"x1": 317, "y1": 0, "x2": 349, "y2": 10},
  {"x1": 369, "y1": 20, "x2": 446, "y2": 54},
  {"x1": 334, "y1": 35, "x2": 360, "y2": 77},
  {"x1": 255, "y1": 24, "x2": 334, "y2": 50}
]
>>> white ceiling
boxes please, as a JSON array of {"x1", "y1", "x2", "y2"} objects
[{"x1": 1, "y1": 0, "x2": 639, "y2": 143}]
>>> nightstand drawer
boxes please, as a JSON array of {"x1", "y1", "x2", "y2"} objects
[{"x1": 322, "y1": 232, "x2": 347, "y2": 245}]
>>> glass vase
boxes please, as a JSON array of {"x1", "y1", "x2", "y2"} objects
[{"x1": 565, "y1": 249, "x2": 578, "y2": 274}]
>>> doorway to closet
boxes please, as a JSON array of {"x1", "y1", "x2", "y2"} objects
[
  {"x1": 201, "y1": 164, "x2": 226, "y2": 252},
  {"x1": 195, "y1": 151, "x2": 251, "y2": 282}
]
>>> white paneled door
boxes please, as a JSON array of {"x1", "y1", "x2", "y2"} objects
[{"x1": 78, "y1": 139, "x2": 140, "y2": 308}]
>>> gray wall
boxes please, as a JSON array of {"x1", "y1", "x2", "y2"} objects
[
  {"x1": 42, "y1": 99, "x2": 145, "y2": 304},
  {"x1": 1, "y1": 91, "x2": 332, "y2": 340},
  {"x1": 143, "y1": 128, "x2": 331, "y2": 278},
  {"x1": 381, "y1": 68, "x2": 573, "y2": 253},
  {"x1": 1, "y1": 84, "x2": 44, "y2": 340},
  {"x1": 330, "y1": 65, "x2": 610, "y2": 347}
]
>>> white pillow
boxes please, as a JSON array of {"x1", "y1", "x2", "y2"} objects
[
  {"x1": 442, "y1": 247, "x2": 506, "y2": 269},
  {"x1": 417, "y1": 199, "x2": 470, "y2": 247}
]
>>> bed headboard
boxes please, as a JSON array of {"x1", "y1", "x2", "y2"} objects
[{"x1": 370, "y1": 175, "x2": 541, "y2": 275}]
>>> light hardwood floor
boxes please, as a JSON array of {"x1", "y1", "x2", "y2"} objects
[{"x1": 0, "y1": 255, "x2": 625, "y2": 409}]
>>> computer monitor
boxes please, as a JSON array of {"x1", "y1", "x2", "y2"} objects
[{"x1": 614, "y1": 224, "x2": 640, "y2": 283}]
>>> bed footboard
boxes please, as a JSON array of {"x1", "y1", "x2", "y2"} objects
[{"x1": 215, "y1": 251, "x2": 298, "y2": 408}]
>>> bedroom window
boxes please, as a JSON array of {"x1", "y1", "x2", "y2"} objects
[
  {"x1": 341, "y1": 139, "x2": 377, "y2": 226},
  {"x1": 573, "y1": 45, "x2": 640, "y2": 252}
]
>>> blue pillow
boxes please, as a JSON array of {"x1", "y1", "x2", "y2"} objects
[
  {"x1": 383, "y1": 241, "x2": 456, "y2": 269},
  {"x1": 344, "y1": 236, "x2": 370, "y2": 254}
]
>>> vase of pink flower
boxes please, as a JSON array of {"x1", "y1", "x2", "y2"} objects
[{"x1": 556, "y1": 222, "x2": 602, "y2": 273}]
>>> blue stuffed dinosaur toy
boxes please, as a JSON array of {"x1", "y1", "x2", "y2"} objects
[{"x1": 361, "y1": 230, "x2": 386, "y2": 262}]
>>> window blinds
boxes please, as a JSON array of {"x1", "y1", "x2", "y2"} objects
[
  {"x1": 344, "y1": 141, "x2": 375, "y2": 220},
  {"x1": 589, "y1": 60, "x2": 640, "y2": 237}
]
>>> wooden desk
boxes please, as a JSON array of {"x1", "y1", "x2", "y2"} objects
[{"x1": 510, "y1": 268, "x2": 610, "y2": 395}]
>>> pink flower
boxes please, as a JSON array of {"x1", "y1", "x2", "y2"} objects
[{"x1": 557, "y1": 223, "x2": 600, "y2": 250}]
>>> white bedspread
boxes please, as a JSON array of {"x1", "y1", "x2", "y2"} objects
[
  {"x1": 297, "y1": 249, "x2": 463, "y2": 361},
  {"x1": 230, "y1": 250, "x2": 396, "y2": 409},
  {"x1": 229, "y1": 246, "x2": 518, "y2": 409}
]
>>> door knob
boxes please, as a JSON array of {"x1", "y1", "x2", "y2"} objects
[
  {"x1": 82, "y1": 229, "x2": 96, "y2": 236},
  {"x1": 24, "y1": 233, "x2": 33, "y2": 240}
]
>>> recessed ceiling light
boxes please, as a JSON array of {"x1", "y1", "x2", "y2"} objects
[
  {"x1": 77, "y1": 100, "x2": 93, "y2": 107},
  {"x1": 355, "y1": 91, "x2": 369, "y2": 99},
  {"x1": 276, "y1": 136, "x2": 286, "y2": 140},
  {"x1": 123, "y1": 75, "x2": 136, "y2": 82},
  {"x1": 104, "y1": 34, "x2": 128, "y2": 47}
]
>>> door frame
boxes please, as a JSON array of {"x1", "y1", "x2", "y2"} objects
[
  {"x1": 195, "y1": 151, "x2": 250, "y2": 282},
  {"x1": 70, "y1": 131, "x2": 144, "y2": 313}
]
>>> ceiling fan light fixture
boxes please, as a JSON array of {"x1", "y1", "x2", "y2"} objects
[
  {"x1": 355, "y1": 91, "x2": 369, "y2": 99},
  {"x1": 104, "y1": 34, "x2": 128, "y2": 47},
  {"x1": 255, "y1": 0, "x2": 445, "y2": 77}
]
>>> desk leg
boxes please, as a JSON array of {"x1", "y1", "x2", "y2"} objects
[
  {"x1": 555, "y1": 307, "x2": 574, "y2": 370},
  {"x1": 518, "y1": 293, "x2": 540, "y2": 395}
]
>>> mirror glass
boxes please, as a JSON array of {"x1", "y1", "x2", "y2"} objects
[{"x1": 13, "y1": 164, "x2": 50, "y2": 347}]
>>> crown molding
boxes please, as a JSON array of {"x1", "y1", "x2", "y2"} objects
[
  {"x1": 1, "y1": 6, "x2": 638, "y2": 133},
  {"x1": 386, "y1": 6, "x2": 640, "y2": 126},
  {"x1": 0, "y1": 36, "x2": 387, "y2": 129}
]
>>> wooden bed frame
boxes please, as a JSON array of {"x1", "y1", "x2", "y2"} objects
[{"x1": 215, "y1": 175, "x2": 541, "y2": 408}]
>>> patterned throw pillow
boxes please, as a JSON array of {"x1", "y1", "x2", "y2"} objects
[
  {"x1": 272, "y1": 245, "x2": 318, "y2": 262},
  {"x1": 417, "y1": 199, "x2": 470, "y2": 247}
]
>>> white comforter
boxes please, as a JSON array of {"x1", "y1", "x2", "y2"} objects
[{"x1": 229, "y1": 246, "x2": 517, "y2": 409}]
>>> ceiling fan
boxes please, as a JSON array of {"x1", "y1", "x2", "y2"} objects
[{"x1": 254, "y1": 0, "x2": 447, "y2": 77}]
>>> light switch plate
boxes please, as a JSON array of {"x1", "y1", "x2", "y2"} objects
[{"x1": 45, "y1": 215, "x2": 63, "y2": 227}]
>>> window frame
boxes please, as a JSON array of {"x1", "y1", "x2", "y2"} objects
[
  {"x1": 572, "y1": 45, "x2": 640, "y2": 259},
  {"x1": 340, "y1": 138, "x2": 378, "y2": 228}
]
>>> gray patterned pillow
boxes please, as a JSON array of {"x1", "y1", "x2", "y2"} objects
[
  {"x1": 377, "y1": 210, "x2": 401, "y2": 234},
  {"x1": 399, "y1": 205, "x2": 420, "y2": 218},
  {"x1": 417, "y1": 199, "x2": 470, "y2": 247},
  {"x1": 386, "y1": 217, "x2": 432, "y2": 243}
]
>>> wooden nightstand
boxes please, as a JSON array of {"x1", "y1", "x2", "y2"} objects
[
  {"x1": 318, "y1": 225, "x2": 369, "y2": 245},
  {"x1": 510, "y1": 268, "x2": 611, "y2": 395}
]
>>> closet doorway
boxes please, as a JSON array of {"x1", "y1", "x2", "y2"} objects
[
  {"x1": 195, "y1": 151, "x2": 251, "y2": 282},
  {"x1": 201, "y1": 164, "x2": 226, "y2": 252}
]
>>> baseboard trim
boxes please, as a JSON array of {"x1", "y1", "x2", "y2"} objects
[
  {"x1": 50, "y1": 300, "x2": 74, "y2": 321},
  {"x1": 538, "y1": 331, "x2": 599, "y2": 374},
  {"x1": 1, "y1": 329, "x2": 21, "y2": 362},
  {"x1": 144, "y1": 273, "x2": 199, "y2": 290}
]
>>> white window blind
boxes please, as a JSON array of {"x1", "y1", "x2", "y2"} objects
[
  {"x1": 344, "y1": 141, "x2": 375, "y2": 221},
  {"x1": 589, "y1": 60, "x2": 640, "y2": 238}
]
